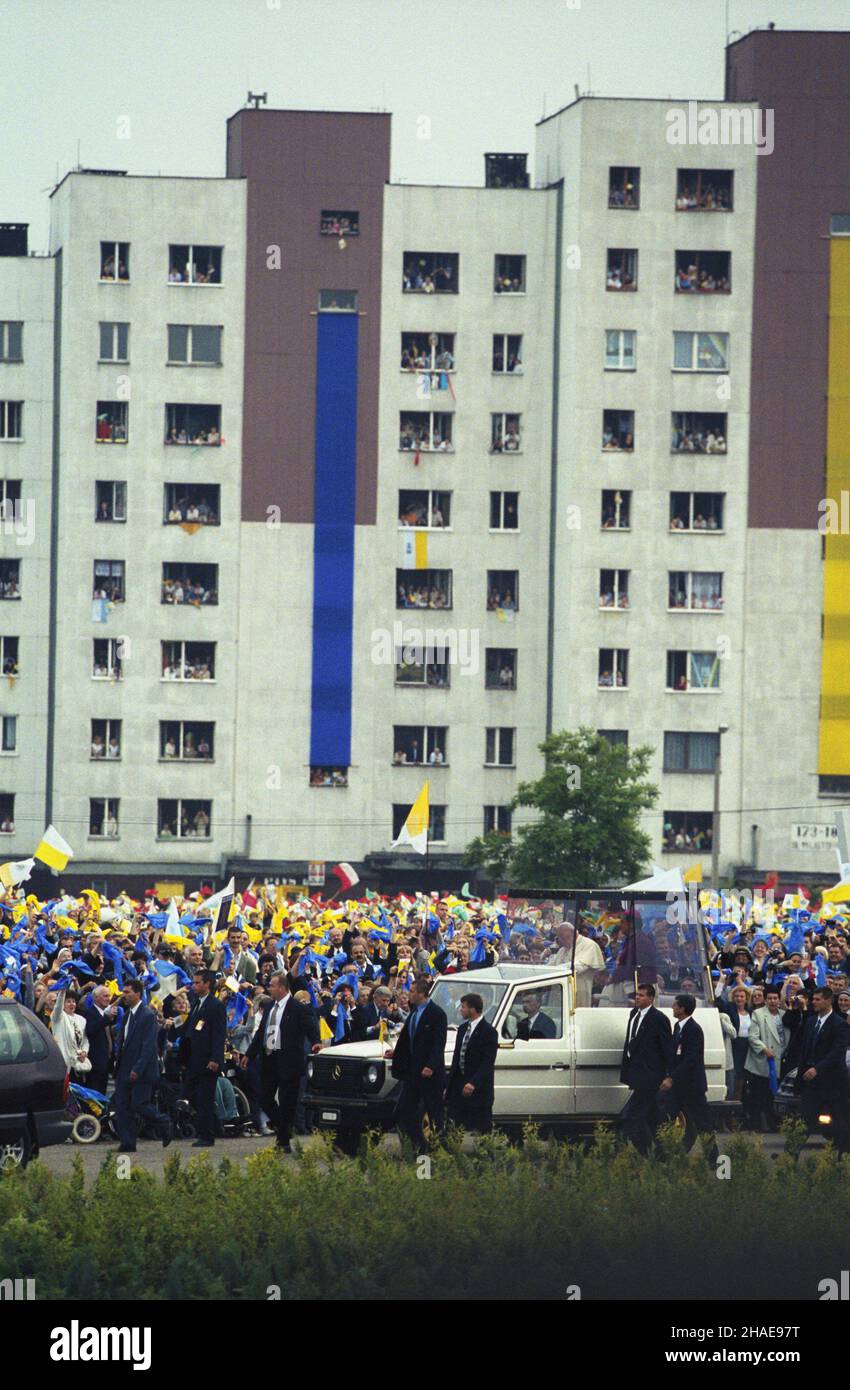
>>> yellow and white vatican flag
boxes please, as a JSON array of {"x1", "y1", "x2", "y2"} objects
[
  {"x1": 33, "y1": 825, "x2": 74, "y2": 872},
  {"x1": 401, "y1": 531, "x2": 428, "y2": 570},
  {"x1": 0, "y1": 857, "x2": 35, "y2": 890},
  {"x1": 390, "y1": 780, "x2": 430, "y2": 856}
]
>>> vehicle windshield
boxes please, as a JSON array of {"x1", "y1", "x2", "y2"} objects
[
  {"x1": 429, "y1": 979, "x2": 508, "y2": 1028},
  {"x1": 0, "y1": 1008, "x2": 49, "y2": 1064}
]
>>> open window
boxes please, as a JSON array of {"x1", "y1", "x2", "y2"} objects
[
  {"x1": 396, "y1": 568, "x2": 452, "y2": 610},
  {"x1": 402, "y1": 253, "x2": 458, "y2": 294},
  {"x1": 494, "y1": 254, "x2": 525, "y2": 293},
  {"x1": 601, "y1": 489, "x2": 630, "y2": 529},
  {"x1": 606, "y1": 249, "x2": 637, "y2": 290},
  {"x1": 168, "y1": 245, "x2": 222, "y2": 284},
  {"x1": 161, "y1": 562, "x2": 218, "y2": 605},
  {"x1": 487, "y1": 571, "x2": 518, "y2": 613},
  {"x1": 485, "y1": 648, "x2": 516, "y2": 690},
  {"x1": 164, "y1": 483, "x2": 220, "y2": 525},
  {"x1": 676, "y1": 169, "x2": 733, "y2": 211},
  {"x1": 100, "y1": 242, "x2": 129, "y2": 281},
  {"x1": 671, "y1": 412, "x2": 726, "y2": 454},
  {"x1": 608, "y1": 167, "x2": 640, "y2": 209},
  {"x1": 674, "y1": 250, "x2": 731, "y2": 293},
  {"x1": 165, "y1": 404, "x2": 220, "y2": 445},
  {"x1": 320, "y1": 211, "x2": 359, "y2": 237},
  {"x1": 501, "y1": 984, "x2": 564, "y2": 1041}
]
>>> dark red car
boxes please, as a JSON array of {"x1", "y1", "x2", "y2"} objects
[{"x1": 0, "y1": 1000, "x2": 71, "y2": 1169}]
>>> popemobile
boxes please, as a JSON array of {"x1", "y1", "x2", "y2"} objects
[{"x1": 304, "y1": 890, "x2": 730, "y2": 1147}]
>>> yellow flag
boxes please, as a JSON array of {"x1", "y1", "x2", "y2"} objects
[
  {"x1": 319, "y1": 1017, "x2": 333, "y2": 1042},
  {"x1": 683, "y1": 863, "x2": 703, "y2": 884}
]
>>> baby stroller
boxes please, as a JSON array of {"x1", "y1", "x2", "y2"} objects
[{"x1": 66, "y1": 1082, "x2": 111, "y2": 1144}]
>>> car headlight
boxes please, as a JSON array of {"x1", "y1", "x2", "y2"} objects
[
  {"x1": 366, "y1": 1064, "x2": 380, "y2": 1086},
  {"x1": 306, "y1": 1059, "x2": 314, "y2": 1080}
]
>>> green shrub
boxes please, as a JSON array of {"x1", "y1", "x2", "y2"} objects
[{"x1": 1, "y1": 1135, "x2": 847, "y2": 1300}]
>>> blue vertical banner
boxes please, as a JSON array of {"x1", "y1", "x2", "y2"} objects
[{"x1": 310, "y1": 312, "x2": 358, "y2": 767}]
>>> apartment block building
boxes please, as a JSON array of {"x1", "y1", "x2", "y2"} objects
[{"x1": 0, "y1": 28, "x2": 847, "y2": 894}]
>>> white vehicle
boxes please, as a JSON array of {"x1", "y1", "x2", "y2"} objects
[{"x1": 305, "y1": 890, "x2": 729, "y2": 1141}]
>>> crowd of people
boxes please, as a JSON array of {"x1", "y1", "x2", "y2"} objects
[
  {"x1": 402, "y1": 262, "x2": 456, "y2": 294},
  {"x1": 4, "y1": 876, "x2": 850, "y2": 1157},
  {"x1": 676, "y1": 182, "x2": 732, "y2": 211},
  {"x1": 166, "y1": 495, "x2": 218, "y2": 525},
  {"x1": 399, "y1": 419, "x2": 453, "y2": 452},
  {"x1": 396, "y1": 581, "x2": 450, "y2": 609},
  {"x1": 663, "y1": 822, "x2": 714, "y2": 852},
  {"x1": 675, "y1": 262, "x2": 731, "y2": 292},
  {"x1": 161, "y1": 574, "x2": 218, "y2": 606},
  {"x1": 671, "y1": 423, "x2": 726, "y2": 453},
  {"x1": 400, "y1": 342, "x2": 454, "y2": 371},
  {"x1": 308, "y1": 767, "x2": 349, "y2": 787},
  {"x1": 165, "y1": 425, "x2": 220, "y2": 446}
]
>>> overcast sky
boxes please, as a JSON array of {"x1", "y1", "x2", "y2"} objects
[{"x1": 2, "y1": 0, "x2": 848, "y2": 250}]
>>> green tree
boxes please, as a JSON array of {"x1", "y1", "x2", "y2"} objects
[{"x1": 464, "y1": 727, "x2": 658, "y2": 888}]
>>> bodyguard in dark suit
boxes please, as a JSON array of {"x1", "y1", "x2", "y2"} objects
[
  {"x1": 113, "y1": 979, "x2": 172, "y2": 1153},
  {"x1": 795, "y1": 987, "x2": 850, "y2": 1153},
  {"x1": 660, "y1": 994, "x2": 718, "y2": 1161},
  {"x1": 386, "y1": 975, "x2": 447, "y2": 1152},
  {"x1": 445, "y1": 992, "x2": 499, "y2": 1133},
  {"x1": 82, "y1": 985, "x2": 118, "y2": 1095},
  {"x1": 619, "y1": 982, "x2": 673, "y2": 1153},
  {"x1": 244, "y1": 970, "x2": 321, "y2": 1151},
  {"x1": 180, "y1": 969, "x2": 227, "y2": 1147}
]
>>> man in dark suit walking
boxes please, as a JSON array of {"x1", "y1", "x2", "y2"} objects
[
  {"x1": 385, "y1": 975, "x2": 447, "y2": 1152},
  {"x1": 445, "y1": 992, "x2": 499, "y2": 1133},
  {"x1": 180, "y1": 969, "x2": 227, "y2": 1148},
  {"x1": 795, "y1": 986, "x2": 850, "y2": 1153},
  {"x1": 659, "y1": 994, "x2": 718, "y2": 1162},
  {"x1": 112, "y1": 979, "x2": 172, "y2": 1153},
  {"x1": 619, "y1": 982, "x2": 673, "y2": 1154},
  {"x1": 82, "y1": 984, "x2": 118, "y2": 1095},
  {"x1": 243, "y1": 970, "x2": 321, "y2": 1152}
]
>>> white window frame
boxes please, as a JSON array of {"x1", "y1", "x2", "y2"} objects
[
  {"x1": 485, "y1": 726, "x2": 515, "y2": 768},
  {"x1": 160, "y1": 641, "x2": 216, "y2": 683},
  {"x1": 99, "y1": 242, "x2": 129, "y2": 282},
  {"x1": 0, "y1": 401, "x2": 23, "y2": 440},
  {"x1": 157, "y1": 799, "x2": 212, "y2": 840},
  {"x1": 492, "y1": 333, "x2": 523, "y2": 374},
  {"x1": 160, "y1": 720, "x2": 214, "y2": 761},
  {"x1": 394, "y1": 648, "x2": 451, "y2": 689},
  {"x1": 598, "y1": 648, "x2": 629, "y2": 689},
  {"x1": 670, "y1": 492, "x2": 725, "y2": 533},
  {"x1": 601, "y1": 489, "x2": 631, "y2": 530},
  {"x1": 398, "y1": 490, "x2": 451, "y2": 531},
  {"x1": 668, "y1": 572, "x2": 724, "y2": 613},
  {"x1": 98, "y1": 321, "x2": 129, "y2": 363},
  {"x1": 96, "y1": 480, "x2": 127, "y2": 522},
  {"x1": 1, "y1": 714, "x2": 17, "y2": 754},
  {"x1": 90, "y1": 718, "x2": 122, "y2": 761},
  {"x1": 672, "y1": 331, "x2": 729, "y2": 373},
  {"x1": 95, "y1": 401, "x2": 128, "y2": 444},
  {"x1": 599, "y1": 569, "x2": 630, "y2": 609},
  {"x1": 168, "y1": 245, "x2": 223, "y2": 287},
  {"x1": 89, "y1": 797, "x2": 120, "y2": 838},
  {"x1": 400, "y1": 332, "x2": 455, "y2": 373},
  {"x1": 489, "y1": 491, "x2": 519, "y2": 532},
  {"x1": 494, "y1": 254, "x2": 526, "y2": 294},
  {"x1": 666, "y1": 650, "x2": 722, "y2": 694},
  {"x1": 167, "y1": 324, "x2": 223, "y2": 366},
  {"x1": 484, "y1": 804, "x2": 512, "y2": 834},
  {"x1": 92, "y1": 638, "x2": 123, "y2": 681},
  {"x1": 0, "y1": 321, "x2": 23, "y2": 362},
  {"x1": 400, "y1": 412, "x2": 454, "y2": 453},
  {"x1": 490, "y1": 412, "x2": 522, "y2": 453},
  {"x1": 604, "y1": 329, "x2": 636, "y2": 371}
]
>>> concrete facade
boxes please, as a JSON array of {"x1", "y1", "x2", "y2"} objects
[{"x1": 1, "y1": 29, "x2": 847, "y2": 890}]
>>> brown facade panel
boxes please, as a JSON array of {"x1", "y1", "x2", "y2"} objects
[
  {"x1": 226, "y1": 109, "x2": 391, "y2": 525},
  {"x1": 725, "y1": 31, "x2": 850, "y2": 528}
]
